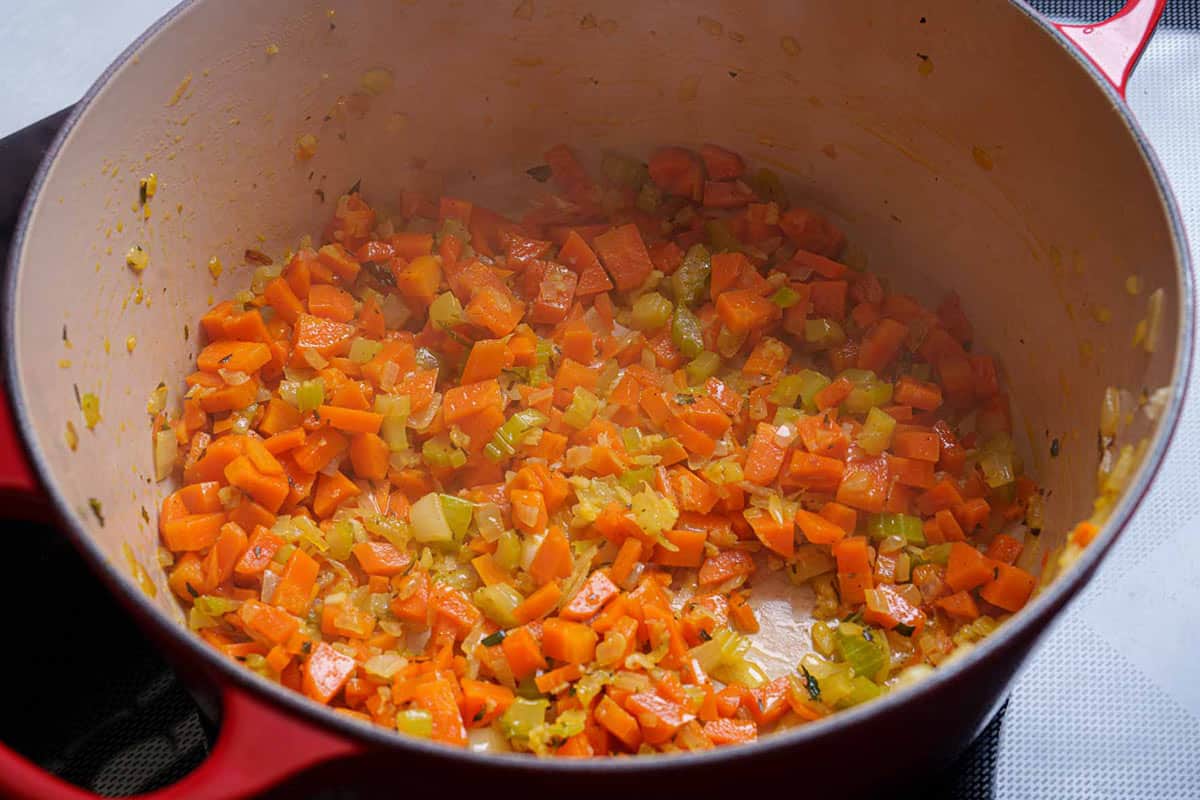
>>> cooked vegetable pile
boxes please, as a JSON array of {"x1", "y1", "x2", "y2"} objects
[{"x1": 156, "y1": 142, "x2": 1042, "y2": 755}]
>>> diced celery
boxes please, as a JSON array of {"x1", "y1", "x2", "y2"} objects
[
  {"x1": 396, "y1": 709, "x2": 434, "y2": 737},
  {"x1": 429, "y1": 291, "x2": 464, "y2": 329},
  {"x1": 473, "y1": 583, "x2": 524, "y2": 628},
  {"x1": 671, "y1": 307, "x2": 705, "y2": 359},
  {"x1": 770, "y1": 373, "x2": 806, "y2": 407},
  {"x1": 564, "y1": 387, "x2": 599, "y2": 429},
  {"x1": 770, "y1": 285, "x2": 802, "y2": 308},
  {"x1": 868, "y1": 513, "x2": 925, "y2": 545},
  {"x1": 528, "y1": 710, "x2": 588, "y2": 756},
  {"x1": 636, "y1": 182, "x2": 662, "y2": 213},
  {"x1": 410, "y1": 492, "x2": 454, "y2": 543},
  {"x1": 920, "y1": 543, "x2": 952, "y2": 565},
  {"x1": 773, "y1": 406, "x2": 803, "y2": 428},
  {"x1": 857, "y1": 407, "x2": 897, "y2": 455},
  {"x1": 376, "y1": 394, "x2": 411, "y2": 452},
  {"x1": 705, "y1": 219, "x2": 741, "y2": 253},
  {"x1": 440, "y1": 495, "x2": 475, "y2": 539},
  {"x1": 500, "y1": 697, "x2": 549, "y2": 740},
  {"x1": 701, "y1": 459, "x2": 744, "y2": 485},
  {"x1": 486, "y1": 408, "x2": 549, "y2": 461},
  {"x1": 685, "y1": 351, "x2": 721, "y2": 384},
  {"x1": 619, "y1": 467, "x2": 654, "y2": 491},
  {"x1": 978, "y1": 450, "x2": 1015, "y2": 488},
  {"x1": 631, "y1": 292, "x2": 674, "y2": 332},
  {"x1": 835, "y1": 675, "x2": 883, "y2": 709},
  {"x1": 327, "y1": 520, "x2": 355, "y2": 561},
  {"x1": 364, "y1": 515, "x2": 407, "y2": 549},
  {"x1": 601, "y1": 151, "x2": 649, "y2": 188},
  {"x1": 348, "y1": 337, "x2": 383, "y2": 364},
  {"x1": 494, "y1": 530, "x2": 522, "y2": 571},
  {"x1": 747, "y1": 168, "x2": 787, "y2": 205},
  {"x1": 296, "y1": 378, "x2": 325, "y2": 414},
  {"x1": 422, "y1": 436, "x2": 466, "y2": 469},
  {"x1": 194, "y1": 595, "x2": 242, "y2": 617},
  {"x1": 837, "y1": 623, "x2": 888, "y2": 681},
  {"x1": 621, "y1": 426, "x2": 644, "y2": 453},
  {"x1": 274, "y1": 543, "x2": 296, "y2": 564},
  {"x1": 805, "y1": 318, "x2": 846, "y2": 349},
  {"x1": 796, "y1": 369, "x2": 832, "y2": 412},
  {"x1": 839, "y1": 369, "x2": 894, "y2": 414},
  {"x1": 670, "y1": 244, "x2": 711, "y2": 308}
]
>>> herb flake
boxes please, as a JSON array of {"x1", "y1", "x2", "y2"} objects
[
  {"x1": 526, "y1": 164, "x2": 553, "y2": 182},
  {"x1": 88, "y1": 497, "x2": 106, "y2": 526}
]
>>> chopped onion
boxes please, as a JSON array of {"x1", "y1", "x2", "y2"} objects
[{"x1": 153, "y1": 428, "x2": 178, "y2": 482}]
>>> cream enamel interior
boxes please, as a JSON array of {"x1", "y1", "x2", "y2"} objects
[{"x1": 10, "y1": 0, "x2": 1182, "y2": 681}]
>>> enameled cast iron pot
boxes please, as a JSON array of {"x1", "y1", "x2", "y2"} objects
[{"x1": 0, "y1": 1, "x2": 1191, "y2": 797}]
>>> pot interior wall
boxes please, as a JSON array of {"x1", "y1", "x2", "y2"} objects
[{"x1": 11, "y1": 0, "x2": 1182, "y2": 630}]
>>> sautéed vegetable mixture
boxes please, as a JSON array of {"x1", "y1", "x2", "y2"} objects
[{"x1": 156, "y1": 143, "x2": 1042, "y2": 755}]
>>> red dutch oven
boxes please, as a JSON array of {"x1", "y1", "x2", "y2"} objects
[{"x1": 0, "y1": 0, "x2": 1190, "y2": 796}]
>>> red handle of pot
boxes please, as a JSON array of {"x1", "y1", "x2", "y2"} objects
[
  {"x1": 1052, "y1": 0, "x2": 1165, "y2": 97},
  {"x1": 0, "y1": 684, "x2": 364, "y2": 800},
  {"x1": 0, "y1": 388, "x2": 366, "y2": 795}
]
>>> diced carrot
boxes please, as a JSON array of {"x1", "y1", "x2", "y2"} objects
[
  {"x1": 716, "y1": 289, "x2": 777, "y2": 334},
  {"x1": 697, "y1": 549, "x2": 755, "y2": 587},
  {"x1": 414, "y1": 678, "x2": 468, "y2": 746},
  {"x1": 743, "y1": 422, "x2": 787, "y2": 485},
  {"x1": 979, "y1": 563, "x2": 1036, "y2": 611},
  {"x1": 301, "y1": 642, "x2": 356, "y2": 704},
  {"x1": 529, "y1": 525, "x2": 572, "y2": 585},
  {"x1": 542, "y1": 618, "x2": 597, "y2": 664},
  {"x1": 609, "y1": 538, "x2": 643, "y2": 586},
  {"x1": 348, "y1": 432, "x2": 389, "y2": 480},
  {"x1": 235, "y1": 526, "x2": 284, "y2": 578},
  {"x1": 819, "y1": 502, "x2": 858, "y2": 535},
  {"x1": 307, "y1": 283, "x2": 356, "y2": 323},
  {"x1": 595, "y1": 695, "x2": 642, "y2": 751},
  {"x1": 833, "y1": 536, "x2": 873, "y2": 604},
  {"x1": 648, "y1": 146, "x2": 704, "y2": 201},
  {"x1": 894, "y1": 376, "x2": 943, "y2": 411},
  {"x1": 703, "y1": 718, "x2": 757, "y2": 746},
  {"x1": 513, "y1": 581, "x2": 563, "y2": 623},
  {"x1": 274, "y1": 548, "x2": 319, "y2": 615},
  {"x1": 313, "y1": 470, "x2": 361, "y2": 518},
  {"x1": 315, "y1": 405, "x2": 383, "y2": 434},
  {"x1": 317, "y1": 243, "x2": 361, "y2": 282},
  {"x1": 700, "y1": 144, "x2": 746, "y2": 180},
  {"x1": 197, "y1": 341, "x2": 272, "y2": 374},
  {"x1": 562, "y1": 571, "x2": 620, "y2": 621},
  {"x1": 593, "y1": 223, "x2": 653, "y2": 292},
  {"x1": 500, "y1": 626, "x2": 547, "y2": 679},
  {"x1": 794, "y1": 508, "x2": 847, "y2": 545},
  {"x1": 945, "y1": 542, "x2": 993, "y2": 592},
  {"x1": 778, "y1": 208, "x2": 844, "y2": 257},
  {"x1": 936, "y1": 590, "x2": 980, "y2": 621},
  {"x1": 352, "y1": 541, "x2": 412, "y2": 576},
  {"x1": 744, "y1": 507, "x2": 794, "y2": 558},
  {"x1": 782, "y1": 451, "x2": 844, "y2": 493},
  {"x1": 653, "y1": 529, "x2": 708, "y2": 567}
]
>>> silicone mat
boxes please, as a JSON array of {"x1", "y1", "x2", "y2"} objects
[{"x1": 0, "y1": 2, "x2": 1197, "y2": 796}]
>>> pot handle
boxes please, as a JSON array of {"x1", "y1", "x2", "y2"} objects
[
  {"x1": 0, "y1": 385, "x2": 40, "y2": 498},
  {"x1": 1051, "y1": 0, "x2": 1165, "y2": 97},
  {"x1": 0, "y1": 389, "x2": 367, "y2": 794},
  {"x1": 0, "y1": 683, "x2": 366, "y2": 800}
]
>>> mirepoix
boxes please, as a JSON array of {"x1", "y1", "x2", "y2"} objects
[{"x1": 155, "y1": 141, "x2": 1042, "y2": 756}]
